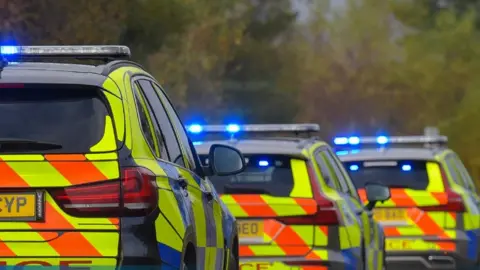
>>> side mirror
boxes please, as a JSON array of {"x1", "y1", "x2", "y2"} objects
[
  {"x1": 207, "y1": 144, "x2": 246, "y2": 176},
  {"x1": 364, "y1": 183, "x2": 390, "y2": 211}
]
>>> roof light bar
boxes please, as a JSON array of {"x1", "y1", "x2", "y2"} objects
[
  {"x1": 0, "y1": 45, "x2": 131, "y2": 60},
  {"x1": 185, "y1": 123, "x2": 320, "y2": 134},
  {"x1": 333, "y1": 135, "x2": 447, "y2": 146}
]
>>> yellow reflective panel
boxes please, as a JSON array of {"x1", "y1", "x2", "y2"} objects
[
  {"x1": 103, "y1": 90, "x2": 125, "y2": 142},
  {"x1": 85, "y1": 152, "x2": 118, "y2": 161},
  {"x1": 0, "y1": 155, "x2": 44, "y2": 161},
  {"x1": 426, "y1": 162, "x2": 445, "y2": 192},
  {"x1": 289, "y1": 159, "x2": 313, "y2": 198},
  {"x1": 89, "y1": 115, "x2": 117, "y2": 152}
]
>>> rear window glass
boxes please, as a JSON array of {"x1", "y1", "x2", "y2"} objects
[
  {"x1": 342, "y1": 160, "x2": 429, "y2": 190},
  {"x1": 0, "y1": 85, "x2": 111, "y2": 153},
  {"x1": 200, "y1": 154, "x2": 294, "y2": 197}
]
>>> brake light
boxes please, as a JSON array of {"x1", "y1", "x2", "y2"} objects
[
  {"x1": 276, "y1": 164, "x2": 339, "y2": 225},
  {"x1": 419, "y1": 167, "x2": 465, "y2": 212},
  {"x1": 51, "y1": 167, "x2": 158, "y2": 217}
]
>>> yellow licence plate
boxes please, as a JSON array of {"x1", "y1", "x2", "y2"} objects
[
  {"x1": 0, "y1": 192, "x2": 41, "y2": 221},
  {"x1": 373, "y1": 209, "x2": 407, "y2": 222},
  {"x1": 237, "y1": 220, "x2": 263, "y2": 239},
  {"x1": 386, "y1": 239, "x2": 439, "y2": 251}
]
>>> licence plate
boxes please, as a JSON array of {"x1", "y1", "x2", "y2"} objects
[
  {"x1": 373, "y1": 208, "x2": 407, "y2": 222},
  {"x1": 386, "y1": 239, "x2": 439, "y2": 251},
  {"x1": 0, "y1": 192, "x2": 44, "y2": 221},
  {"x1": 237, "y1": 220, "x2": 263, "y2": 240}
]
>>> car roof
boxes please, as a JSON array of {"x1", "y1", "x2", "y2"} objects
[
  {"x1": 194, "y1": 138, "x2": 312, "y2": 160},
  {"x1": 0, "y1": 61, "x2": 142, "y2": 86},
  {"x1": 336, "y1": 147, "x2": 446, "y2": 162}
]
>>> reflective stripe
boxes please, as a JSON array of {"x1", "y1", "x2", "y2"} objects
[
  {"x1": 290, "y1": 159, "x2": 313, "y2": 198},
  {"x1": 89, "y1": 115, "x2": 117, "y2": 152}
]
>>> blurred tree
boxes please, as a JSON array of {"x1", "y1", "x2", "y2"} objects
[
  {"x1": 219, "y1": 0, "x2": 300, "y2": 123},
  {"x1": 295, "y1": 0, "x2": 403, "y2": 138},
  {"x1": 146, "y1": 0, "x2": 249, "y2": 123}
]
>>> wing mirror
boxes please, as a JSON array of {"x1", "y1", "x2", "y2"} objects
[
  {"x1": 364, "y1": 183, "x2": 391, "y2": 211},
  {"x1": 204, "y1": 144, "x2": 246, "y2": 176}
]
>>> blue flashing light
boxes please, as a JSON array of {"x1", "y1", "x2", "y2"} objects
[
  {"x1": 349, "y1": 164, "x2": 359, "y2": 171},
  {"x1": 336, "y1": 150, "x2": 349, "y2": 156},
  {"x1": 0, "y1": 46, "x2": 18, "y2": 55},
  {"x1": 258, "y1": 160, "x2": 269, "y2": 167},
  {"x1": 226, "y1": 124, "x2": 240, "y2": 133},
  {"x1": 348, "y1": 136, "x2": 360, "y2": 145},
  {"x1": 192, "y1": 141, "x2": 203, "y2": 146},
  {"x1": 377, "y1": 136, "x2": 389, "y2": 145},
  {"x1": 401, "y1": 164, "x2": 412, "y2": 171},
  {"x1": 334, "y1": 137, "x2": 348, "y2": 145},
  {"x1": 187, "y1": 124, "x2": 203, "y2": 134}
]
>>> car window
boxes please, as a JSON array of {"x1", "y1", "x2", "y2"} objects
[
  {"x1": 152, "y1": 83, "x2": 200, "y2": 172},
  {"x1": 132, "y1": 84, "x2": 160, "y2": 156},
  {"x1": 452, "y1": 154, "x2": 477, "y2": 192},
  {"x1": 444, "y1": 155, "x2": 465, "y2": 187},
  {"x1": 201, "y1": 154, "x2": 295, "y2": 197},
  {"x1": 0, "y1": 85, "x2": 114, "y2": 153},
  {"x1": 314, "y1": 150, "x2": 340, "y2": 190},
  {"x1": 136, "y1": 79, "x2": 185, "y2": 167},
  {"x1": 323, "y1": 149, "x2": 357, "y2": 198},
  {"x1": 344, "y1": 160, "x2": 431, "y2": 190},
  {"x1": 320, "y1": 151, "x2": 351, "y2": 194}
]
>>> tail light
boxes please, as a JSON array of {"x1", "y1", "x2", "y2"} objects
[
  {"x1": 276, "y1": 164, "x2": 339, "y2": 225},
  {"x1": 51, "y1": 167, "x2": 158, "y2": 217},
  {"x1": 419, "y1": 167, "x2": 465, "y2": 212}
]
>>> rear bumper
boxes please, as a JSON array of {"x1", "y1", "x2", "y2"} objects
[
  {"x1": 386, "y1": 251, "x2": 477, "y2": 270},
  {"x1": 385, "y1": 229, "x2": 480, "y2": 270},
  {"x1": 239, "y1": 247, "x2": 362, "y2": 270}
]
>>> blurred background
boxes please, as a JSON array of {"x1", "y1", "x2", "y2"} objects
[{"x1": 2, "y1": 0, "x2": 480, "y2": 179}]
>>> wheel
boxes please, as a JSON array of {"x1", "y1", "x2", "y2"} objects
[
  {"x1": 182, "y1": 244, "x2": 196, "y2": 270},
  {"x1": 228, "y1": 249, "x2": 239, "y2": 270}
]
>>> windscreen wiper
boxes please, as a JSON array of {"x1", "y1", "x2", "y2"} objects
[
  {"x1": 0, "y1": 138, "x2": 63, "y2": 152},
  {"x1": 223, "y1": 184, "x2": 270, "y2": 195}
]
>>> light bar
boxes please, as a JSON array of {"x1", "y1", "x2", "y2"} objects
[
  {"x1": 185, "y1": 123, "x2": 320, "y2": 134},
  {"x1": 333, "y1": 135, "x2": 448, "y2": 146},
  {"x1": 0, "y1": 45, "x2": 131, "y2": 59}
]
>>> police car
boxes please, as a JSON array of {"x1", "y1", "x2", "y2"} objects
[
  {"x1": 334, "y1": 128, "x2": 480, "y2": 270},
  {"x1": 0, "y1": 45, "x2": 244, "y2": 269},
  {"x1": 190, "y1": 123, "x2": 388, "y2": 270}
]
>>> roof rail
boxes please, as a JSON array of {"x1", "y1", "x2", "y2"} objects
[{"x1": 0, "y1": 45, "x2": 130, "y2": 64}]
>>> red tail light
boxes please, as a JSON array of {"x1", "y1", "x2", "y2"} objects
[
  {"x1": 51, "y1": 167, "x2": 158, "y2": 217},
  {"x1": 419, "y1": 167, "x2": 465, "y2": 212},
  {"x1": 276, "y1": 164, "x2": 339, "y2": 225}
]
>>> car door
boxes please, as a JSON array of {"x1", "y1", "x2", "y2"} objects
[
  {"x1": 323, "y1": 148, "x2": 382, "y2": 270},
  {"x1": 135, "y1": 78, "x2": 222, "y2": 269},
  {"x1": 152, "y1": 81, "x2": 226, "y2": 269},
  {"x1": 130, "y1": 81, "x2": 191, "y2": 266},
  {"x1": 313, "y1": 146, "x2": 371, "y2": 269}
]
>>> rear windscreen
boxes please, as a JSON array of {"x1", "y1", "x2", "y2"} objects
[
  {"x1": 342, "y1": 160, "x2": 430, "y2": 190},
  {"x1": 200, "y1": 154, "x2": 294, "y2": 197},
  {"x1": 0, "y1": 85, "x2": 111, "y2": 153}
]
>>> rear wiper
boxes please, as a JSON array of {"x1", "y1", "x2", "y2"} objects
[
  {"x1": 0, "y1": 138, "x2": 63, "y2": 152},
  {"x1": 224, "y1": 184, "x2": 270, "y2": 195}
]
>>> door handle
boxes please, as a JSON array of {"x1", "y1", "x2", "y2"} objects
[
  {"x1": 205, "y1": 192, "x2": 214, "y2": 202},
  {"x1": 178, "y1": 178, "x2": 188, "y2": 190}
]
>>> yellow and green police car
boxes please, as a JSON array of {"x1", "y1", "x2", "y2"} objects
[
  {"x1": 334, "y1": 129, "x2": 480, "y2": 270},
  {"x1": 190, "y1": 123, "x2": 388, "y2": 270},
  {"x1": 0, "y1": 45, "x2": 244, "y2": 269}
]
